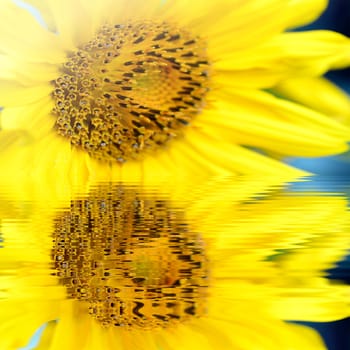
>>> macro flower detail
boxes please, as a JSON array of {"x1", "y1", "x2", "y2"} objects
[
  {"x1": 52, "y1": 186, "x2": 209, "y2": 328},
  {"x1": 52, "y1": 22, "x2": 209, "y2": 162},
  {"x1": 1, "y1": 0, "x2": 350, "y2": 178}
]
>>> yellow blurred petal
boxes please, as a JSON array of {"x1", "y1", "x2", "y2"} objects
[
  {"x1": 183, "y1": 127, "x2": 308, "y2": 176},
  {"x1": 1, "y1": 97, "x2": 54, "y2": 139},
  {"x1": 285, "y1": 0, "x2": 328, "y2": 28},
  {"x1": 201, "y1": 89, "x2": 350, "y2": 157},
  {"x1": 272, "y1": 30, "x2": 350, "y2": 74},
  {"x1": 43, "y1": 0, "x2": 96, "y2": 49},
  {"x1": 209, "y1": 301, "x2": 327, "y2": 350},
  {"x1": 0, "y1": 301, "x2": 57, "y2": 349},
  {"x1": 35, "y1": 321, "x2": 57, "y2": 350},
  {"x1": 270, "y1": 284, "x2": 350, "y2": 322},
  {"x1": 0, "y1": 81, "x2": 51, "y2": 108},
  {"x1": 194, "y1": 0, "x2": 289, "y2": 53},
  {"x1": 23, "y1": 0, "x2": 57, "y2": 32},
  {"x1": 274, "y1": 77, "x2": 350, "y2": 122},
  {"x1": 0, "y1": 1, "x2": 67, "y2": 62},
  {"x1": 216, "y1": 30, "x2": 350, "y2": 85},
  {"x1": 0, "y1": 54, "x2": 59, "y2": 84}
]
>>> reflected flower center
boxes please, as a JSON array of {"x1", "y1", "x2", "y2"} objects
[{"x1": 52, "y1": 186, "x2": 209, "y2": 329}]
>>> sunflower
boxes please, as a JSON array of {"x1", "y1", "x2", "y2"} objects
[
  {"x1": 0, "y1": 0, "x2": 350, "y2": 180},
  {"x1": 1, "y1": 176, "x2": 350, "y2": 349}
]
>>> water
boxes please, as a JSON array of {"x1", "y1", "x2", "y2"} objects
[{"x1": 1, "y1": 176, "x2": 349, "y2": 349}]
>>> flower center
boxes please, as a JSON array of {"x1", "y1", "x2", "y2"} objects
[
  {"x1": 52, "y1": 185, "x2": 209, "y2": 329},
  {"x1": 52, "y1": 22, "x2": 210, "y2": 162}
]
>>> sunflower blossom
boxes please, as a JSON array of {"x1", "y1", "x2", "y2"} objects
[
  {"x1": 1, "y1": 176, "x2": 350, "y2": 349},
  {"x1": 0, "y1": 0, "x2": 350, "y2": 179}
]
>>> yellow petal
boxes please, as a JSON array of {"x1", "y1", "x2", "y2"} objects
[
  {"x1": 274, "y1": 76, "x2": 350, "y2": 122},
  {"x1": 215, "y1": 30, "x2": 350, "y2": 85},
  {"x1": 1, "y1": 97, "x2": 54, "y2": 139},
  {"x1": 285, "y1": 0, "x2": 328, "y2": 28},
  {"x1": 0, "y1": 81, "x2": 52, "y2": 108},
  {"x1": 0, "y1": 1, "x2": 67, "y2": 62},
  {"x1": 201, "y1": 89, "x2": 350, "y2": 156},
  {"x1": 0, "y1": 54, "x2": 59, "y2": 84}
]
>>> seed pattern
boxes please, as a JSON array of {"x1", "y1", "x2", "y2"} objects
[
  {"x1": 52, "y1": 22, "x2": 210, "y2": 162},
  {"x1": 52, "y1": 185, "x2": 209, "y2": 329}
]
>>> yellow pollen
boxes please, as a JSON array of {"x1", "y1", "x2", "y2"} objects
[
  {"x1": 52, "y1": 22, "x2": 211, "y2": 162},
  {"x1": 52, "y1": 185, "x2": 209, "y2": 329}
]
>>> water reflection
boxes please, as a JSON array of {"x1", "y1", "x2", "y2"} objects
[
  {"x1": 52, "y1": 184, "x2": 209, "y2": 329},
  {"x1": 0, "y1": 176, "x2": 349, "y2": 349}
]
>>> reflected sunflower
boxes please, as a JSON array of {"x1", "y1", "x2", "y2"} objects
[
  {"x1": 1, "y1": 0, "x2": 350, "y2": 179},
  {"x1": 1, "y1": 177, "x2": 350, "y2": 349}
]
